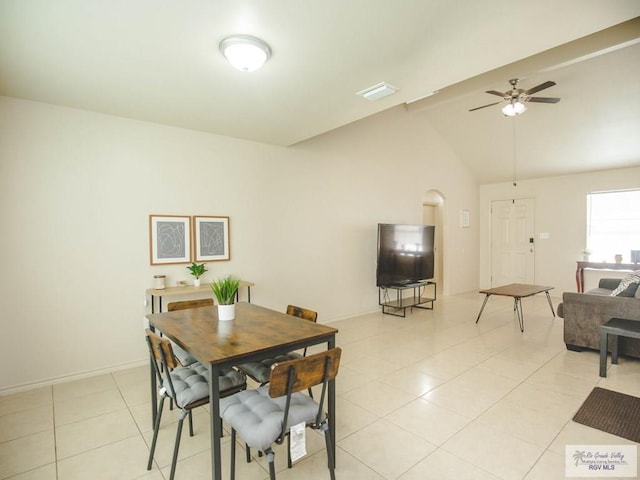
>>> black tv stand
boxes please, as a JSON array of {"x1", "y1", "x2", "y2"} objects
[{"x1": 378, "y1": 281, "x2": 436, "y2": 317}]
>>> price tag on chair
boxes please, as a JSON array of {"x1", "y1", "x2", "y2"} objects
[{"x1": 289, "y1": 421, "x2": 307, "y2": 463}]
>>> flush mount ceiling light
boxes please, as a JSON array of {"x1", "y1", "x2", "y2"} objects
[
  {"x1": 502, "y1": 99, "x2": 527, "y2": 117},
  {"x1": 356, "y1": 82, "x2": 398, "y2": 101},
  {"x1": 219, "y1": 35, "x2": 271, "y2": 72}
]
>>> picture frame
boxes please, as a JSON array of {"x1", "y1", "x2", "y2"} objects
[
  {"x1": 193, "y1": 216, "x2": 230, "y2": 262},
  {"x1": 149, "y1": 215, "x2": 191, "y2": 265}
]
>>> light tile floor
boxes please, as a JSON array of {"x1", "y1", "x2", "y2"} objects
[{"x1": 1, "y1": 291, "x2": 639, "y2": 480}]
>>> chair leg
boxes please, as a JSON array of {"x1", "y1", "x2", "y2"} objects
[
  {"x1": 147, "y1": 397, "x2": 165, "y2": 470},
  {"x1": 188, "y1": 410, "x2": 194, "y2": 436},
  {"x1": 266, "y1": 448, "x2": 276, "y2": 480},
  {"x1": 322, "y1": 424, "x2": 336, "y2": 480},
  {"x1": 169, "y1": 412, "x2": 186, "y2": 480},
  {"x1": 245, "y1": 443, "x2": 251, "y2": 463},
  {"x1": 231, "y1": 429, "x2": 237, "y2": 480},
  {"x1": 287, "y1": 434, "x2": 292, "y2": 468}
]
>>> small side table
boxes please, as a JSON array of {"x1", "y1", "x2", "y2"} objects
[{"x1": 599, "y1": 318, "x2": 640, "y2": 377}]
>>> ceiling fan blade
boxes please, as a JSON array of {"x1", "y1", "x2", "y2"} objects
[
  {"x1": 525, "y1": 81, "x2": 556, "y2": 95},
  {"x1": 469, "y1": 101, "x2": 501, "y2": 112},
  {"x1": 527, "y1": 97, "x2": 561, "y2": 104},
  {"x1": 485, "y1": 90, "x2": 506, "y2": 97}
]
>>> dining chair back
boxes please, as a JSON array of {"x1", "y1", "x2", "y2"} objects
[
  {"x1": 221, "y1": 347, "x2": 341, "y2": 480},
  {"x1": 167, "y1": 298, "x2": 214, "y2": 311},
  {"x1": 285, "y1": 304, "x2": 318, "y2": 322},
  {"x1": 165, "y1": 298, "x2": 214, "y2": 366},
  {"x1": 235, "y1": 305, "x2": 318, "y2": 385},
  {"x1": 145, "y1": 329, "x2": 246, "y2": 480}
]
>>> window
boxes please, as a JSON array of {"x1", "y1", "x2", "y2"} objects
[{"x1": 586, "y1": 189, "x2": 640, "y2": 263}]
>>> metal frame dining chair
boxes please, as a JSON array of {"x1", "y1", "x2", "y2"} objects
[
  {"x1": 166, "y1": 298, "x2": 214, "y2": 366},
  {"x1": 220, "y1": 347, "x2": 341, "y2": 480},
  {"x1": 145, "y1": 329, "x2": 246, "y2": 480},
  {"x1": 235, "y1": 305, "x2": 318, "y2": 385}
]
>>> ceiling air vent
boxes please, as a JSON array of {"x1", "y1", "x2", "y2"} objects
[{"x1": 356, "y1": 82, "x2": 398, "y2": 101}]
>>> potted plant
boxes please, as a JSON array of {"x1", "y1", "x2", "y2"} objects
[
  {"x1": 581, "y1": 249, "x2": 591, "y2": 261},
  {"x1": 187, "y1": 262, "x2": 207, "y2": 287},
  {"x1": 210, "y1": 276, "x2": 240, "y2": 321}
]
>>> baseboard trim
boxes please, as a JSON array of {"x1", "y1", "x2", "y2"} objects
[{"x1": 0, "y1": 358, "x2": 149, "y2": 396}]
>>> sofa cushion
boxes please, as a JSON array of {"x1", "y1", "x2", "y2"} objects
[
  {"x1": 587, "y1": 288, "x2": 615, "y2": 296},
  {"x1": 611, "y1": 270, "x2": 640, "y2": 296},
  {"x1": 599, "y1": 278, "x2": 622, "y2": 290}
]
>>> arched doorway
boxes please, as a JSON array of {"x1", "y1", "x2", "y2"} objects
[{"x1": 423, "y1": 190, "x2": 445, "y2": 296}]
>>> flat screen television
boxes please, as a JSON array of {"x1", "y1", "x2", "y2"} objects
[{"x1": 376, "y1": 223, "x2": 435, "y2": 287}]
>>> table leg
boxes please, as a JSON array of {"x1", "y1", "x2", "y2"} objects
[
  {"x1": 209, "y1": 364, "x2": 222, "y2": 480},
  {"x1": 599, "y1": 331, "x2": 608, "y2": 377},
  {"x1": 515, "y1": 297, "x2": 524, "y2": 332},
  {"x1": 611, "y1": 334, "x2": 619, "y2": 365},
  {"x1": 545, "y1": 291, "x2": 556, "y2": 317},
  {"x1": 475, "y1": 294, "x2": 491, "y2": 324},
  {"x1": 576, "y1": 266, "x2": 584, "y2": 293}
]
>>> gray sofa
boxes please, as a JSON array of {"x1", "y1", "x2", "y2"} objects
[{"x1": 558, "y1": 277, "x2": 640, "y2": 358}]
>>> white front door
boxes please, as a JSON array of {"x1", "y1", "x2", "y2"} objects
[{"x1": 491, "y1": 198, "x2": 535, "y2": 286}]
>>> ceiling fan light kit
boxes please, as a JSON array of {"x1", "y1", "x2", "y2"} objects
[
  {"x1": 502, "y1": 100, "x2": 527, "y2": 117},
  {"x1": 219, "y1": 35, "x2": 271, "y2": 72}
]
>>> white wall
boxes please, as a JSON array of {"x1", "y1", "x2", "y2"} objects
[
  {"x1": 0, "y1": 96, "x2": 479, "y2": 392},
  {"x1": 479, "y1": 167, "x2": 640, "y2": 293}
]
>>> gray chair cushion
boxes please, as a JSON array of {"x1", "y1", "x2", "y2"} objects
[
  {"x1": 237, "y1": 353, "x2": 302, "y2": 384},
  {"x1": 220, "y1": 385, "x2": 323, "y2": 451},
  {"x1": 164, "y1": 363, "x2": 245, "y2": 408},
  {"x1": 164, "y1": 366, "x2": 209, "y2": 408},
  {"x1": 172, "y1": 343, "x2": 197, "y2": 366}
]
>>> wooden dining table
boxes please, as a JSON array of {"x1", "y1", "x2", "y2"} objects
[{"x1": 146, "y1": 302, "x2": 339, "y2": 480}]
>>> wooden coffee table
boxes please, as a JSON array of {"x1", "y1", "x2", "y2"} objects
[{"x1": 475, "y1": 283, "x2": 555, "y2": 332}]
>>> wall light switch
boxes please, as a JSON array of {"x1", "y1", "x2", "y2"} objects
[{"x1": 539, "y1": 232, "x2": 550, "y2": 239}]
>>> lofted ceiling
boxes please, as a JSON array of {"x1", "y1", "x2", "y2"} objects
[{"x1": 1, "y1": 1, "x2": 639, "y2": 184}]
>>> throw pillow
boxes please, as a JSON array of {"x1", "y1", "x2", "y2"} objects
[
  {"x1": 616, "y1": 282, "x2": 639, "y2": 297},
  {"x1": 610, "y1": 270, "x2": 640, "y2": 297}
]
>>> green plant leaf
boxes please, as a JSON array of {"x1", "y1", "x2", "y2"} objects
[
  {"x1": 187, "y1": 262, "x2": 207, "y2": 279},
  {"x1": 210, "y1": 276, "x2": 240, "y2": 305}
]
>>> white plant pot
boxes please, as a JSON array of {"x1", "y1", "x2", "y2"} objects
[
  {"x1": 193, "y1": 278, "x2": 201, "y2": 287},
  {"x1": 218, "y1": 303, "x2": 235, "y2": 321}
]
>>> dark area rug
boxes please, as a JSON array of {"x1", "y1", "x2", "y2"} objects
[{"x1": 572, "y1": 387, "x2": 640, "y2": 443}]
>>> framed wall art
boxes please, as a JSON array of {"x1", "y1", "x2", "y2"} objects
[
  {"x1": 149, "y1": 215, "x2": 191, "y2": 265},
  {"x1": 193, "y1": 215, "x2": 230, "y2": 262}
]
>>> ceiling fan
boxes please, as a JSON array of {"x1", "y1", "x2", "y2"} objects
[{"x1": 469, "y1": 78, "x2": 560, "y2": 116}]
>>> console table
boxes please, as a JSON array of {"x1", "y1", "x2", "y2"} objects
[
  {"x1": 146, "y1": 280, "x2": 254, "y2": 313},
  {"x1": 378, "y1": 281, "x2": 436, "y2": 317},
  {"x1": 575, "y1": 261, "x2": 636, "y2": 292}
]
